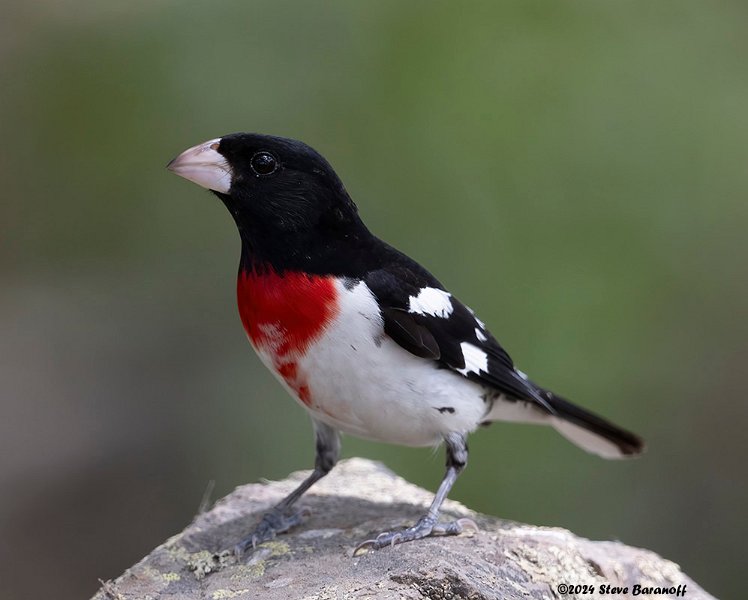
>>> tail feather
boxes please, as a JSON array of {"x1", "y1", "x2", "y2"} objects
[
  {"x1": 484, "y1": 380, "x2": 646, "y2": 459},
  {"x1": 542, "y1": 391, "x2": 645, "y2": 459}
]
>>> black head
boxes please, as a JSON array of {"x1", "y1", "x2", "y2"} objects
[{"x1": 168, "y1": 133, "x2": 368, "y2": 271}]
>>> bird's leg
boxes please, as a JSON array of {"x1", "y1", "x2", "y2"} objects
[
  {"x1": 354, "y1": 432, "x2": 477, "y2": 554},
  {"x1": 234, "y1": 420, "x2": 339, "y2": 556}
]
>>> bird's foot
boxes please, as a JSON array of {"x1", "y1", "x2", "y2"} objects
[
  {"x1": 353, "y1": 515, "x2": 478, "y2": 555},
  {"x1": 234, "y1": 506, "x2": 311, "y2": 558}
]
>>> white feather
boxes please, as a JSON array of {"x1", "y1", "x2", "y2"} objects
[
  {"x1": 466, "y1": 306, "x2": 486, "y2": 330},
  {"x1": 551, "y1": 419, "x2": 626, "y2": 459},
  {"x1": 408, "y1": 287, "x2": 453, "y2": 318},
  {"x1": 456, "y1": 342, "x2": 488, "y2": 376}
]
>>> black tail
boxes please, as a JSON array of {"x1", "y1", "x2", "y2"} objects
[{"x1": 541, "y1": 389, "x2": 645, "y2": 459}]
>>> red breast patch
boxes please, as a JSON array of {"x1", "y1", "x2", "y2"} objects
[{"x1": 237, "y1": 267, "x2": 339, "y2": 405}]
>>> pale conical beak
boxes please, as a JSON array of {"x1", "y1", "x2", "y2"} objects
[{"x1": 167, "y1": 138, "x2": 232, "y2": 193}]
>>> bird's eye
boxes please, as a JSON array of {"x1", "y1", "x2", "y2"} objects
[{"x1": 250, "y1": 152, "x2": 278, "y2": 176}]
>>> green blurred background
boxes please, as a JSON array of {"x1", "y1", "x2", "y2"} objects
[{"x1": 1, "y1": 2, "x2": 745, "y2": 598}]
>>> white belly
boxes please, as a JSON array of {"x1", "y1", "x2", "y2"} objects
[{"x1": 253, "y1": 280, "x2": 489, "y2": 447}]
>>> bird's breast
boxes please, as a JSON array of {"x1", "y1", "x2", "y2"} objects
[{"x1": 236, "y1": 267, "x2": 340, "y2": 404}]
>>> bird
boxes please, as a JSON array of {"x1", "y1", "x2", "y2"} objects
[{"x1": 166, "y1": 133, "x2": 644, "y2": 555}]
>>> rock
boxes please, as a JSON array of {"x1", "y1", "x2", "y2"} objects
[{"x1": 92, "y1": 458, "x2": 714, "y2": 600}]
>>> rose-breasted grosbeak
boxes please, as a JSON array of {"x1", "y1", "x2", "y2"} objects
[{"x1": 167, "y1": 133, "x2": 644, "y2": 555}]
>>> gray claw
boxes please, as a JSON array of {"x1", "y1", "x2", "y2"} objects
[
  {"x1": 456, "y1": 517, "x2": 479, "y2": 532},
  {"x1": 432, "y1": 516, "x2": 480, "y2": 536},
  {"x1": 352, "y1": 539, "x2": 378, "y2": 556}
]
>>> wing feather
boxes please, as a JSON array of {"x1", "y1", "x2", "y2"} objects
[{"x1": 364, "y1": 267, "x2": 553, "y2": 412}]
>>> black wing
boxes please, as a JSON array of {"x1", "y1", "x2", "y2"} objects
[{"x1": 364, "y1": 266, "x2": 553, "y2": 412}]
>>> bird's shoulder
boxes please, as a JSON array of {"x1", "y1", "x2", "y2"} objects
[{"x1": 358, "y1": 246, "x2": 536, "y2": 401}]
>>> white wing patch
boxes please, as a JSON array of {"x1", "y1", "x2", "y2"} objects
[
  {"x1": 408, "y1": 287, "x2": 453, "y2": 318},
  {"x1": 516, "y1": 369, "x2": 529, "y2": 381},
  {"x1": 456, "y1": 342, "x2": 488, "y2": 376},
  {"x1": 466, "y1": 306, "x2": 486, "y2": 330},
  {"x1": 475, "y1": 327, "x2": 487, "y2": 342}
]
